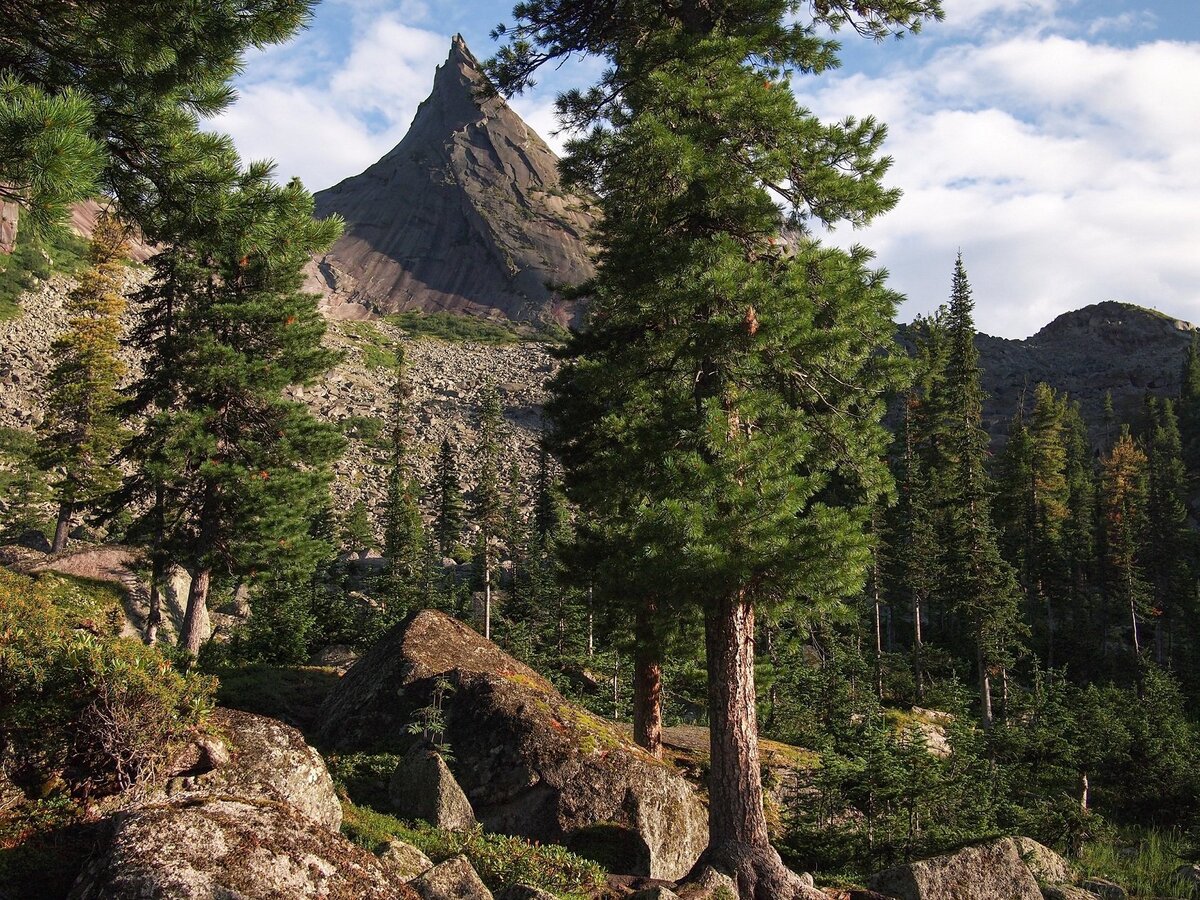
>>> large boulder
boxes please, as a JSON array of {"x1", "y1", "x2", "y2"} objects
[
  {"x1": 868, "y1": 837, "x2": 1043, "y2": 900},
  {"x1": 164, "y1": 708, "x2": 342, "y2": 831},
  {"x1": 1041, "y1": 886, "x2": 1100, "y2": 900},
  {"x1": 69, "y1": 797, "x2": 417, "y2": 899},
  {"x1": 390, "y1": 742, "x2": 477, "y2": 831},
  {"x1": 411, "y1": 855, "x2": 494, "y2": 900},
  {"x1": 319, "y1": 610, "x2": 708, "y2": 880},
  {"x1": 379, "y1": 839, "x2": 436, "y2": 881}
]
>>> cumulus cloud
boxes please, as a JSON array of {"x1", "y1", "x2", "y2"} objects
[{"x1": 799, "y1": 33, "x2": 1200, "y2": 337}]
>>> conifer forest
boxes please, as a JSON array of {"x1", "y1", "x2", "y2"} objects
[{"x1": 2, "y1": 2, "x2": 1199, "y2": 899}]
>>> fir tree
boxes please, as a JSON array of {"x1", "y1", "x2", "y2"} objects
[
  {"x1": 37, "y1": 213, "x2": 129, "y2": 552},
  {"x1": 433, "y1": 438, "x2": 465, "y2": 557},
  {"x1": 473, "y1": 381, "x2": 506, "y2": 640},
  {"x1": 499, "y1": 2, "x2": 944, "y2": 891}
]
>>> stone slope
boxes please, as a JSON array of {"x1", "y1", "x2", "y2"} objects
[{"x1": 310, "y1": 36, "x2": 597, "y2": 324}]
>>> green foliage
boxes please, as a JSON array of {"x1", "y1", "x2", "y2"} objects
[
  {"x1": 0, "y1": 224, "x2": 89, "y2": 320},
  {"x1": 0, "y1": 569, "x2": 214, "y2": 798},
  {"x1": 209, "y1": 663, "x2": 339, "y2": 731},
  {"x1": 341, "y1": 415, "x2": 389, "y2": 451},
  {"x1": 385, "y1": 310, "x2": 528, "y2": 345},
  {"x1": 342, "y1": 321, "x2": 399, "y2": 370},
  {"x1": 1078, "y1": 827, "x2": 1199, "y2": 899},
  {"x1": 340, "y1": 802, "x2": 604, "y2": 899},
  {"x1": 340, "y1": 500, "x2": 377, "y2": 552},
  {"x1": 0, "y1": 427, "x2": 49, "y2": 541}
]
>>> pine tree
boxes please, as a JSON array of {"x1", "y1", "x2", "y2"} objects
[
  {"x1": 2, "y1": 1, "x2": 319, "y2": 242},
  {"x1": 1060, "y1": 399, "x2": 1098, "y2": 672},
  {"x1": 1178, "y1": 333, "x2": 1200, "y2": 473},
  {"x1": 38, "y1": 213, "x2": 129, "y2": 552},
  {"x1": 499, "y1": 2, "x2": 944, "y2": 891},
  {"x1": 434, "y1": 438, "x2": 466, "y2": 557},
  {"x1": 130, "y1": 171, "x2": 344, "y2": 657},
  {"x1": 383, "y1": 343, "x2": 425, "y2": 612},
  {"x1": 934, "y1": 254, "x2": 1023, "y2": 727}
]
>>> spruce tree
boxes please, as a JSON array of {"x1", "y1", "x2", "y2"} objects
[
  {"x1": 1143, "y1": 398, "x2": 1193, "y2": 667},
  {"x1": 382, "y1": 343, "x2": 425, "y2": 612},
  {"x1": 434, "y1": 438, "x2": 466, "y2": 557},
  {"x1": 38, "y1": 212, "x2": 129, "y2": 552},
  {"x1": 498, "y1": 1, "x2": 943, "y2": 891},
  {"x1": 1178, "y1": 333, "x2": 1200, "y2": 472},
  {"x1": 473, "y1": 381, "x2": 506, "y2": 640},
  {"x1": 933, "y1": 254, "x2": 1022, "y2": 727}
]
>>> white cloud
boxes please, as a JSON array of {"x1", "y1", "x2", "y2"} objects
[{"x1": 799, "y1": 33, "x2": 1200, "y2": 337}]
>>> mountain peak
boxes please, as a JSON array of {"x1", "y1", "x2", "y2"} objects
[{"x1": 310, "y1": 37, "x2": 596, "y2": 323}]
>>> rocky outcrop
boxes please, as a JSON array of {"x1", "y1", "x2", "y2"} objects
[
  {"x1": 311, "y1": 36, "x2": 596, "y2": 324},
  {"x1": 69, "y1": 797, "x2": 416, "y2": 900},
  {"x1": 163, "y1": 708, "x2": 342, "y2": 831},
  {"x1": 319, "y1": 610, "x2": 708, "y2": 881},
  {"x1": 390, "y1": 742, "x2": 477, "y2": 831},
  {"x1": 411, "y1": 856, "x2": 495, "y2": 900},
  {"x1": 1079, "y1": 879, "x2": 1126, "y2": 900},
  {"x1": 868, "y1": 837, "x2": 1043, "y2": 900}
]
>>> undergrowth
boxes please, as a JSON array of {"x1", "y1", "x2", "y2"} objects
[
  {"x1": 340, "y1": 800, "x2": 605, "y2": 899},
  {"x1": 1078, "y1": 826, "x2": 1198, "y2": 898}
]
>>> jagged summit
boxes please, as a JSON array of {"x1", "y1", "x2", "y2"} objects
[{"x1": 309, "y1": 36, "x2": 597, "y2": 323}]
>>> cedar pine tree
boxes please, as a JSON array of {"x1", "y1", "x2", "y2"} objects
[
  {"x1": 383, "y1": 343, "x2": 426, "y2": 612},
  {"x1": 131, "y1": 170, "x2": 343, "y2": 658},
  {"x1": 495, "y1": 2, "x2": 943, "y2": 893}
]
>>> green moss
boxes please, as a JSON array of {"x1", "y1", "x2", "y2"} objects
[{"x1": 340, "y1": 800, "x2": 604, "y2": 899}]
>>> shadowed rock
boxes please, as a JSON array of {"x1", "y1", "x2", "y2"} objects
[
  {"x1": 867, "y1": 837, "x2": 1043, "y2": 900},
  {"x1": 318, "y1": 610, "x2": 708, "y2": 880}
]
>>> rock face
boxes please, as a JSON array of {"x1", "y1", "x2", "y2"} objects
[
  {"x1": 380, "y1": 839, "x2": 436, "y2": 882},
  {"x1": 311, "y1": 35, "x2": 596, "y2": 324},
  {"x1": 390, "y1": 742, "x2": 478, "y2": 831},
  {"x1": 962, "y1": 301, "x2": 1194, "y2": 445},
  {"x1": 319, "y1": 610, "x2": 709, "y2": 880},
  {"x1": 69, "y1": 797, "x2": 416, "y2": 900},
  {"x1": 867, "y1": 837, "x2": 1043, "y2": 900},
  {"x1": 163, "y1": 708, "x2": 343, "y2": 831}
]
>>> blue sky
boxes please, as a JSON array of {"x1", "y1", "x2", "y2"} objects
[{"x1": 210, "y1": 0, "x2": 1200, "y2": 338}]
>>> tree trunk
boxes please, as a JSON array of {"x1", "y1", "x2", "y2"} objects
[
  {"x1": 145, "y1": 553, "x2": 164, "y2": 645},
  {"x1": 633, "y1": 602, "x2": 663, "y2": 758},
  {"x1": 701, "y1": 591, "x2": 814, "y2": 899},
  {"x1": 51, "y1": 500, "x2": 74, "y2": 553},
  {"x1": 484, "y1": 553, "x2": 492, "y2": 641},
  {"x1": 873, "y1": 587, "x2": 884, "y2": 702},
  {"x1": 180, "y1": 567, "x2": 211, "y2": 658},
  {"x1": 1045, "y1": 589, "x2": 1056, "y2": 669},
  {"x1": 978, "y1": 649, "x2": 994, "y2": 730},
  {"x1": 912, "y1": 589, "x2": 925, "y2": 704}
]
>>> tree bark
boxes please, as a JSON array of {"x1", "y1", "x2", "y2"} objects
[
  {"x1": 180, "y1": 566, "x2": 211, "y2": 658},
  {"x1": 51, "y1": 500, "x2": 74, "y2": 553},
  {"x1": 978, "y1": 648, "x2": 994, "y2": 730},
  {"x1": 633, "y1": 601, "x2": 663, "y2": 758},
  {"x1": 145, "y1": 553, "x2": 164, "y2": 645},
  {"x1": 701, "y1": 591, "x2": 814, "y2": 899},
  {"x1": 912, "y1": 589, "x2": 925, "y2": 703}
]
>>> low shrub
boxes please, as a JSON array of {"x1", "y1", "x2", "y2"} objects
[
  {"x1": 340, "y1": 800, "x2": 605, "y2": 899},
  {"x1": 0, "y1": 569, "x2": 214, "y2": 799}
]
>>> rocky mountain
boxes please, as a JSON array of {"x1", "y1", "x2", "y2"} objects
[
  {"x1": 970, "y1": 301, "x2": 1195, "y2": 442},
  {"x1": 309, "y1": 36, "x2": 597, "y2": 324}
]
